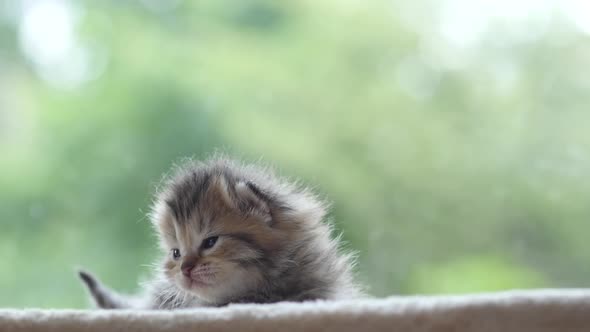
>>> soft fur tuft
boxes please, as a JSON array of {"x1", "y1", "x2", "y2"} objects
[{"x1": 79, "y1": 156, "x2": 363, "y2": 309}]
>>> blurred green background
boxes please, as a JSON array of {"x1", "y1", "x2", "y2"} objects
[{"x1": 1, "y1": 0, "x2": 590, "y2": 308}]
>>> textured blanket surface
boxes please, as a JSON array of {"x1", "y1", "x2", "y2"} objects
[{"x1": 1, "y1": 289, "x2": 590, "y2": 332}]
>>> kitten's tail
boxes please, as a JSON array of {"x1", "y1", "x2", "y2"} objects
[{"x1": 78, "y1": 269, "x2": 136, "y2": 309}]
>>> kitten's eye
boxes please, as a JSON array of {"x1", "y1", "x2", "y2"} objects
[
  {"x1": 171, "y1": 248, "x2": 181, "y2": 260},
  {"x1": 201, "y1": 236, "x2": 219, "y2": 250}
]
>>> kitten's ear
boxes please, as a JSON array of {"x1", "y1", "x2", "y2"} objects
[
  {"x1": 235, "y1": 181, "x2": 272, "y2": 223},
  {"x1": 213, "y1": 175, "x2": 272, "y2": 223},
  {"x1": 214, "y1": 175, "x2": 236, "y2": 210}
]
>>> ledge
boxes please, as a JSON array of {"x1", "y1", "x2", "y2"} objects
[{"x1": 2, "y1": 289, "x2": 590, "y2": 332}]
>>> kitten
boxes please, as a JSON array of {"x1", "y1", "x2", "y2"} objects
[{"x1": 79, "y1": 157, "x2": 363, "y2": 309}]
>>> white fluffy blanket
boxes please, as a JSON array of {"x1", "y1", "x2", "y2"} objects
[{"x1": 1, "y1": 289, "x2": 590, "y2": 332}]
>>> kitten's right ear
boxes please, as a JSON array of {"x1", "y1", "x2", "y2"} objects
[
  {"x1": 213, "y1": 175, "x2": 236, "y2": 210},
  {"x1": 149, "y1": 199, "x2": 177, "y2": 245}
]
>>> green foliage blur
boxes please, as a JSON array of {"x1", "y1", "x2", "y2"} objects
[{"x1": 1, "y1": 0, "x2": 590, "y2": 308}]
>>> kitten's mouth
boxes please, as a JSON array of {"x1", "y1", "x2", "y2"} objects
[{"x1": 185, "y1": 270, "x2": 217, "y2": 288}]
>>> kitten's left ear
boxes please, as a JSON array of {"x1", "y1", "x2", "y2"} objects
[{"x1": 235, "y1": 181, "x2": 272, "y2": 223}]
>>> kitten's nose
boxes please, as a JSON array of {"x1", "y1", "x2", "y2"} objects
[{"x1": 181, "y1": 261, "x2": 196, "y2": 277}]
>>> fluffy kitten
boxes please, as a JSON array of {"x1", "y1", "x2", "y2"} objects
[{"x1": 79, "y1": 157, "x2": 362, "y2": 309}]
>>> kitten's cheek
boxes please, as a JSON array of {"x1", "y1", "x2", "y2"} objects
[
  {"x1": 163, "y1": 260, "x2": 178, "y2": 279},
  {"x1": 163, "y1": 268, "x2": 176, "y2": 280},
  {"x1": 221, "y1": 263, "x2": 243, "y2": 282}
]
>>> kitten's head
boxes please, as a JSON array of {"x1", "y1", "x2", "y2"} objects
[{"x1": 150, "y1": 158, "x2": 324, "y2": 305}]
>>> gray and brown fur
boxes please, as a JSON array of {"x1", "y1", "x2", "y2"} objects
[{"x1": 79, "y1": 157, "x2": 363, "y2": 309}]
